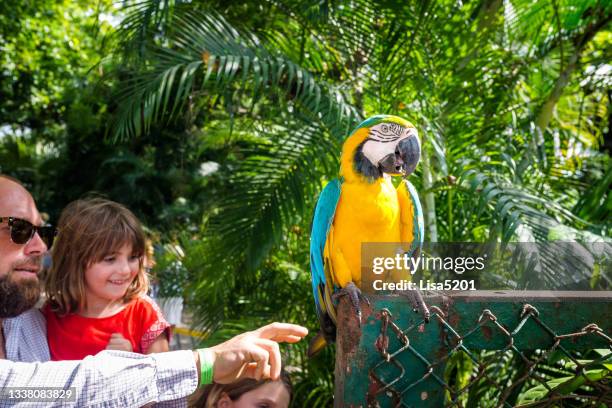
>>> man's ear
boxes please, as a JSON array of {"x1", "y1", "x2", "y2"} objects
[{"x1": 218, "y1": 393, "x2": 232, "y2": 408}]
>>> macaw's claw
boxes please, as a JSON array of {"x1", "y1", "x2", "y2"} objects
[
  {"x1": 332, "y1": 282, "x2": 369, "y2": 327},
  {"x1": 400, "y1": 288, "x2": 431, "y2": 323}
]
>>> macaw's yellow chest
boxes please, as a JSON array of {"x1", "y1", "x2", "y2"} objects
[
  {"x1": 328, "y1": 177, "x2": 402, "y2": 287},
  {"x1": 336, "y1": 179, "x2": 401, "y2": 233}
]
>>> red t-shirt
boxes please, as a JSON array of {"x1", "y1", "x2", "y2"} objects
[{"x1": 44, "y1": 295, "x2": 171, "y2": 361}]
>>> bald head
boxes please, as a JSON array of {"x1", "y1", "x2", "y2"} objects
[
  {"x1": 0, "y1": 175, "x2": 45, "y2": 318},
  {"x1": 0, "y1": 174, "x2": 25, "y2": 186}
]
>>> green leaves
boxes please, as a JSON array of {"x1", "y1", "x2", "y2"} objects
[
  {"x1": 517, "y1": 349, "x2": 612, "y2": 405},
  {"x1": 0, "y1": 0, "x2": 609, "y2": 405},
  {"x1": 110, "y1": 8, "x2": 359, "y2": 142}
]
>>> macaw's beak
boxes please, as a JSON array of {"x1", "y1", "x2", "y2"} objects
[
  {"x1": 378, "y1": 134, "x2": 420, "y2": 176},
  {"x1": 397, "y1": 134, "x2": 420, "y2": 176}
]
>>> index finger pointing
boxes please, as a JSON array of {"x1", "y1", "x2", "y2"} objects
[{"x1": 254, "y1": 323, "x2": 308, "y2": 341}]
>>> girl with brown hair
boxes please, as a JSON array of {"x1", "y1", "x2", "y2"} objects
[
  {"x1": 43, "y1": 198, "x2": 170, "y2": 360},
  {"x1": 189, "y1": 369, "x2": 292, "y2": 408}
]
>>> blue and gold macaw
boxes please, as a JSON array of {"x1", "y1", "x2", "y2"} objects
[{"x1": 309, "y1": 115, "x2": 428, "y2": 356}]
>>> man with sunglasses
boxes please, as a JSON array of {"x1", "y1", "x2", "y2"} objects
[
  {"x1": 0, "y1": 175, "x2": 308, "y2": 407},
  {"x1": 0, "y1": 176, "x2": 53, "y2": 364}
]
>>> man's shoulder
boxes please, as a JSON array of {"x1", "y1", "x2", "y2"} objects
[
  {"x1": 6, "y1": 307, "x2": 45, "y2": 327},
  {"x1": 4, "y1": 307, "x2": 50, "y2": 362},
  {"x1": 6, "y1": 307, "x2": 45, "y2": 323}
]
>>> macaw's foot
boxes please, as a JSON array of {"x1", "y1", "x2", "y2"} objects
[
  {"x1": 332, "y1": 282, "x2": 370, "y2": 327},
  {"x1": 399, "y1": 288, "x2": 431, "y2": 323}
]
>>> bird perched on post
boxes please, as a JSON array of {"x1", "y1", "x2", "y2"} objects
[{"x1": 309, "y1": 114, "x2": 429, "y2": 356}]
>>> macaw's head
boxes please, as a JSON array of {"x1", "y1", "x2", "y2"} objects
[{"x1": 340, "y1": 115, "x2": 420, "y2": 183}]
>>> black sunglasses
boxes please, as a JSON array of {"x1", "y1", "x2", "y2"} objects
[{"x1": 0, "y1": 217, "x2": 58, "y2": 249}]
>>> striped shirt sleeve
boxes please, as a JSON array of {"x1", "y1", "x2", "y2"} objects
[{"x1": 0, "y1": 350, "x2": 198, "y2": 408}]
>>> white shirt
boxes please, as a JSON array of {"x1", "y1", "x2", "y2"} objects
[{"x1": 1, "y1": 309, "x2": 197, "y2": 407}]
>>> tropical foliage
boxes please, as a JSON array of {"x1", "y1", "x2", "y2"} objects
[{"x1": 1, "y1": 0, "x2": 610, "y2": 405}]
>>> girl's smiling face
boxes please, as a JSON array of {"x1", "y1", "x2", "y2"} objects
[{"x1": 84, "y1": 243, "x2": 140, "y2": 306}]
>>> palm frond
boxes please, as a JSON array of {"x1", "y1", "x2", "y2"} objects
[{"x1": 110, "y1": 9, "x2": 360, "y2": 142}]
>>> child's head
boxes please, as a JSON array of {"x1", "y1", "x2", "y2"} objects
[
  {"x1": 45, "y1": 198, "x2": 148, "y2": 315},
  {"x1": 189, "y1": 370, "x2": 292, "y2": 408}
]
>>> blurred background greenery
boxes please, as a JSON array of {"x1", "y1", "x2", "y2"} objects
[{"x1": 1, "y1": 0, "x2": 610, "y2": 405}]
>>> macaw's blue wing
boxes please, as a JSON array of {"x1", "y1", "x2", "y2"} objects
[{"x1": 309, "y1": 179, "x2": 341, "y2": 355}]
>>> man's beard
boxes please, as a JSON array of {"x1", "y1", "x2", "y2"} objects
[{"x1": 0, "y1": 261, "x2": 42, "y2": 318}]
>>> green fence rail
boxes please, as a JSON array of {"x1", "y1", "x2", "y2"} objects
[{"x1": 334, "y1": 291, "x2": 612, "y2": 407}]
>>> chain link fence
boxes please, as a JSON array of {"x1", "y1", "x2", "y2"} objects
[{"x1": 334, "y1": 291, "x2": 612, "y2": 407}]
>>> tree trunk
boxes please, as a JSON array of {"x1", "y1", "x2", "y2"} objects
[{"x1": 422, "y1": 147, "x2": 438, "y2": 242}]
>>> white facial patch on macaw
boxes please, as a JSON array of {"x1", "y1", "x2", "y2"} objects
[{"x1": 362, "y1": 123, "x2": 418, "y2": 166}]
